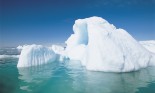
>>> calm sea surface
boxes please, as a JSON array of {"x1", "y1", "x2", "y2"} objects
[{"x1": 0, "y1": 48, "x2": 155, "y2": 93}]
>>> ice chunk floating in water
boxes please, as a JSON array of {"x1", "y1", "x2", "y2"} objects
[
  {"x1": 17, "y1": 16, "x2": 155, "y2": 72},
  {"x1": 17, "y1": 44, "x2": 57, "y2": 67},
  {"x1": 65, "y1": 16, "x2": 155, "y2": 72}
]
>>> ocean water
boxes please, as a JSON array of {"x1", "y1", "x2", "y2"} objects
[{"x1": 0, "y1": 48, "x2": 155, "y2": 93}]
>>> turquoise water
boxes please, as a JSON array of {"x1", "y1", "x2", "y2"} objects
[{"x1": 0, "y1": 57, "x2": 155, "y2": 93}]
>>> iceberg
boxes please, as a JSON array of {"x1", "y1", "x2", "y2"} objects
[
  {"x1": 140, "y1": 40, "x2": 155, "y2": 53},
  {"x1": 65, "y1": 16, "x2": 155, "y2": 72},
  {"x1": 17, "y1": 44, "x2": 57, "y2": 67},
  {"x1": 17, "y1": 16, "x2": 155, "y2": 72}
]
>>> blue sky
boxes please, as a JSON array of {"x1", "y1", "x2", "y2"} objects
[{"x1": 0, "y1": 0, "x2": 155, "y2": 47}]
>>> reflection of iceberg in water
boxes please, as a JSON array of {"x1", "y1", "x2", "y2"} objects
[
  {"x1": 17, "y1": 60, "x2": 155, "y2": 93},
  {"x1": 18, "y1": 63, "x2": 55, "y2": 92},
  {"x1": 67, "y1": 60, "x2": 155, "y2": 93},
  {"x1": 83, "y1": 69, "x2": 155, "y2": 93}
]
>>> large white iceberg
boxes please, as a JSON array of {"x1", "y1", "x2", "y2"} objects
[
  {"x1": 17, "y1": 44, "x2": 57, "y2": 67},
  {"x1": 139, "y1": 40, "x2": 155, "y2": 53},
  {"x1": 65, "y1": 16, "x2": 155, "y2": 72}
]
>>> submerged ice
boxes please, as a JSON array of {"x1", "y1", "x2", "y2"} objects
[{"x1": 17, "y1": 16, "x2": 155, "y2": 72}]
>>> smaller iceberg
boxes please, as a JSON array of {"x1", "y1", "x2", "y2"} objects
[{"x1": 17, "y1": 44, "x2": 57, "y2": 67}]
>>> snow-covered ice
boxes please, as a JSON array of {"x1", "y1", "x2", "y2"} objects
[
  {"x1": 140, "y1": 40, "x2": 155, "y2": 53},
  {"x1": 17, "y1": 44, "x2": 57, "y2": 67},
  {"x1": 65, "y1": 16, "x2": 155, "y2": 72}
]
